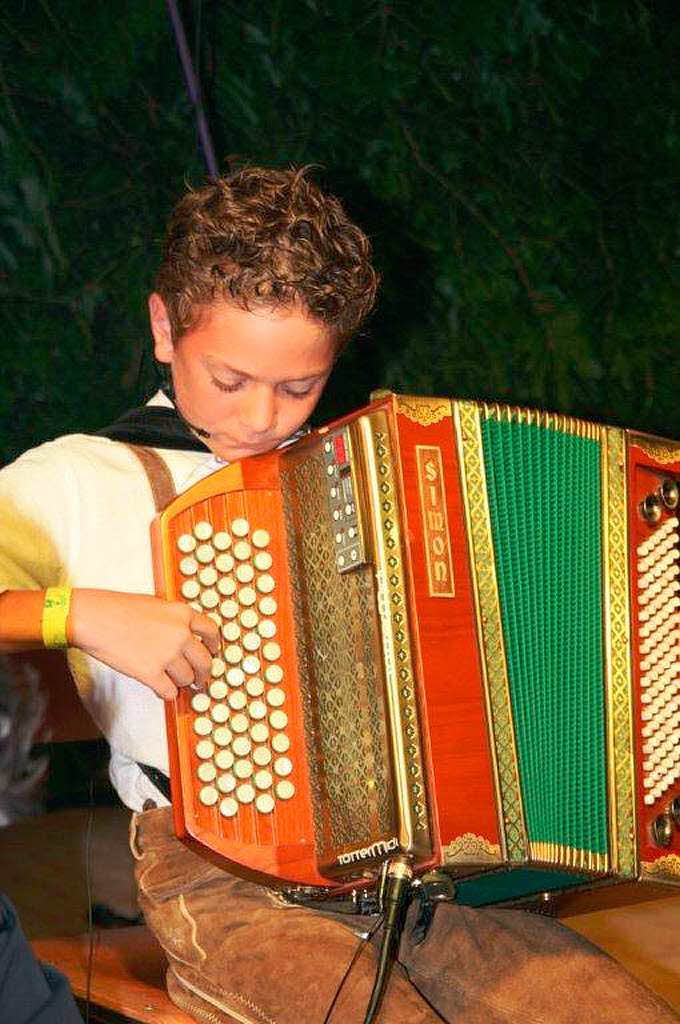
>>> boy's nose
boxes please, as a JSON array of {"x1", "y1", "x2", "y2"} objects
[{"x1": 239, "y1": 385, "x2": 276, "y2": 435}]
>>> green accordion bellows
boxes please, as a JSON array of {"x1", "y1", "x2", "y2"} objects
[{"x1": 481, "y1": 417, "x2": 608, "y2": 859}]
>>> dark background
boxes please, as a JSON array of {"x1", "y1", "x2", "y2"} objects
[{"x1": 1, "y1": 1, "x2": 678, "y2": 466}]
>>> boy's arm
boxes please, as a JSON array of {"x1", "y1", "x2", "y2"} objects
[{"x1": 0, "y1": 589, "x2": 219, "y2": 699}]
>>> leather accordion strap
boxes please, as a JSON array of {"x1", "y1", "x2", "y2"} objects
[
  {"x1": 138, "y1": 762, "x2": 172, "y2": 802},
  {"x1": 126, "y1": 443, "x2": 177, "y2": 512}
]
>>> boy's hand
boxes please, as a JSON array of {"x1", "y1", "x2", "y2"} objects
[{"x1": 68, "y1": 589, "x2": 220, "y2": 700}]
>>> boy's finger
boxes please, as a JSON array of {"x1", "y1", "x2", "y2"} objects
[{"x1": 189, "y1": 611, "x2": 220, "y2": 654}]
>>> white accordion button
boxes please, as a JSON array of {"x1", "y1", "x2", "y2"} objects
[
  {"x1": 271, "y1": 733, "x2": 290, "y2": 753},
  {"x1": 219, "y1": 797, "x2": 239, "y2": 817},
  {"x1": 199, "y1": 785, "x2": 218, "y2": 806},
  {"x1": 236, "y1": 563, "x2": 255, "y2": 584},
  {"x1": 259, "y1": 596, "x2": 277, "y2": 616},
  {"x1": 194, "y1": 521, "x2": 213, "y2": 541},
  {"x1": 226, "y1": 667, "x2": 245, "y2": 687},
  {"x1": 222, "y1": 621, "x2": 241, "y2": 643},
  {"x1": 240, "y1": 608, "x2": 258, "y2": 629},
  {"x1": 257, "y1": 574, "x2": 276, "y2": 594},
  {"x1": 246, "y1": 676, "x2": 265, "y2": 697},
  {"x1": 243, "y1": 632, "x2": 261, "y2": 652},
  {"x1": 231, "y1": 518, "x2": 250, "y2": 537},
  {"x1": 197, "y1": 762, "x2": 217, "y2": 783},
  {"x1": 232, "y1": 736, "x2": 251, "y2": 757},
  {"x1": 199, "y1": 566, "x2": 218, "y2": 587},
  {"x1": 236, "y1": 783, "x2": 255, "y2": 804},
  {"x1": 253, "y1": 746, "x2": 272, "y2": 766},
  {"x1": 217, "y1": 575, "x2": 236, "y2": 596},
  {"x1": 255, "y1": 793, "x2": 275, "y2": 814},
  {"x1": 181, "y1": 580, "x2": 200, "y2": 601},
  {"x1": 213, "y1": 531, "x2": 231, "y2": 551},
  {"x1": 264, "y1": 665, "x2": 283, "y2": 684},
  {"x1": 228, "y1": 690, "x2": 247, "y2": 711},
  {"x1": 209, "y1": 680, "x2": 228, "y2": 701},
  {"x1": 258, "y1": 619, "x2": 276, "y2": 639},
  {"x1": 217, "y1": 773, "x2": 236, "y2": 794},
  {"x1": 249, "y1": 700, "x2": 267, "y2": 720},
  {"x1": 234, "y1": 758, "x2": 254, "y2": 779},
  {"x1": 191, "y1": 693, "x2": 210, "y2": 714},
  {"x1": 213, "y1": 726, "x2": 232, "y2": 746},
  {"x1": 200, "y1": 589, "x2": 219, "y2": 610},
  {"x1": 253, "y1": 551, "x2": 273, "y2": 571},
  {"x1": 210, "y1": 658, "x2": 225, "y2": 678},
  {"x1": 233, "y1": 540, "x2": 252, "y2": 561},
  {"x1": 220, "y1": 599, "x2": 238, "y2": 620},
  {"x1": 254, "y1": 770, "x2": 273, "y2": 791},
  {"x1": 177, "y1": 533, "x2": 196, "y2": 553},
  {"x1": 269, "y1": 710, "x2": 288, "y2": 730},
  {"x1": 252, "y1": 529, "x2": 270, "y2": 548},
  {"x1": 262, "y1": 641, "x2": 281, "y2": 662},
  {"x1": 216, "y1": 553, "x2": 235, "y2": 574},
  {"x1": 211, "y1": 703, "x2": 230, "y2": 724},
  {"x1": 238, "y1": 587, "x2": 257, "y2": 607},
  {"x1": 196, "y1": 543, "x2": 215, "y2": 564},
  {"x1": 224, "y1": 644, "x2": 243, "y2": 665},
  {"x1": 215, "y1": 749, "x2": 234, "y2": 770},
  {"x1": 276, "y1": 780, "x2": 295, "y2": 800},
  {"x1": 250, "y1": 722, "x2": 269, "y2": 743},
  {"x1": 274, "y1": 756, "x2": 292, "y2": 777},
  {"x1": 179, "y1": 556, "x2": 198, "y2": 576},
  {"x1": 242, "y1": 655, "x2": 260, "y2": 675},
  {"x1": 193, "y1": 716, "x2": 212, "y2": 736},
  {"x1": 231, "y1": 713, "x2": 249, "y2": 733},
  {"x1": 195, "y1": 739, "x2": 215, "y2": 760},
  {"x1": 267, "y1": 688, "x2": 285, "y2": 708}
]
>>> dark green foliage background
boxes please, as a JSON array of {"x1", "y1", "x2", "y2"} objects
[{"x1": 1, "y1": 1, "x2": 678, "y2": 464}]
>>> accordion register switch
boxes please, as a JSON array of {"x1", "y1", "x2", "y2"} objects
[{"x1": 151, "y1": 392, "x2": 680, "y2": 911}]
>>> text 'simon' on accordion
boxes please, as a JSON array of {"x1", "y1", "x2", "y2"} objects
[{"x1": 151, "y1": 392, "x2": 680, "y2": 908}]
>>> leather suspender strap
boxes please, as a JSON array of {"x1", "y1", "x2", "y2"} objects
[
  {"x1": 126, "y1": 444, "x2": 177, "y2": 803},
  {"x1": 126, "y1": 444, "x2": 177, "y2": 512}
]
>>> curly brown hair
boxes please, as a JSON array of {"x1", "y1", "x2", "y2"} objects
[{"x1": 154, "y1": 166, "x2": 379, "y2": 350}]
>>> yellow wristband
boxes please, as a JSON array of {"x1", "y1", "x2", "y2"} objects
[{"x1": 41, "y1": 587, "x2": 72, "y2": 649}]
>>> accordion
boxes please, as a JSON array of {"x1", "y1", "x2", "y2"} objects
[{"x1": 152, "y1": 392, "x2": 680, "y2": 908}]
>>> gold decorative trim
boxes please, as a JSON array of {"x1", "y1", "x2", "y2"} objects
[
  {"x1": 396, "y1": 395, "x2": 452, "y2": 427},
  {"x1": 444, "y1": 833, "x2": 502, "y2": 865},
  {"x1": 629, "y1": 433, "x2": 680, "y2": 465},
  {"x1": 602, "y1": 427, "x2": 638, "y2": 879},
  {"x1": 454, "y1": 401, "x2": 527, "y2": 862},
  {"x1": 358, "y1": 412, "x2": 432, "y2": 855},
  {"x1": 641, "y1": 855, "x2": 680, "y2": 881},
  {"x1": 480, "y1": 402, "x2": 600, "y2": 440},
  {"x1": 530, "y1": 841, "x2": 608, "y2": 873}
]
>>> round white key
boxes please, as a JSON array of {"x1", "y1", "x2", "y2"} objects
[
  {"x1": 213, "y1": 726, "x2": 232, "y2": 747},
  {"x1": 253, "y1": 551, "x2": 273, "y2": 571},
  {"x1": 211, "y1": 703, "x2": 229, "y2": 724},
  {"x1": 249, "y1": 700, "x2": 267, "y2": 720},
  {"x1": 233, "y1": 540, "x2": 252, "y2": 561},
  {"x1": 240, "y1": 608, "x2": 259, "y2": 629},
  {"x1": 242, "y1": 655, "x2": 260, "y2": 675},
  {"x1": 264, "y1": 665, "x2": 283, "y2": 684},
  {"x1": 194, "y1": 716, "x2": 212, "y2": 736},
  {"x1": 211, "y1": 659, "x2": 226, "y2": 680},
  {"x1": 236, "y1": 783, "x2": 255, "y2": 804},
  {"x1": 209, "y1": 680, "x2": 228, "y2": 701},
  {"x1": 199, "y1": 785, "x2": 219, "y2": 806},
  {"x1": 220, "y1": 599, "x2": 238, "y2": 619},
  {"x1": 236, "y1": 563, "x2": 255, "y2": 583},
  {"x1": 271, "y1": 733, "x2": 290, "y2": 753},
  {"x1": 262, "y1": 641, "x2": 281, "y2": 662},
  {"x1": 191, "y1": 693, "x2": 210, "y2": 713},
  {"x1": 246, "y1": 676, "x2": 264, "y2": 697},
  {"x1": 177, "y1": 533, "x2": 196, "y2": 553},
  {"x1": 222, "y1": 621, "x2": 240, "y2": 643},
  {"x1": 199, "y1": 566, "x2": 218, "y2": 587},
  {"x1": 275, "y1": 780, "x2": 295, "y2": 800},
  {"x1": 207, "y1": 611, "x2": 221, "y2": 626},
  {"x1": 196, "y1": 543, "x2": 215, "y2": 564},
  {"x1": 194, "y1": 521, "x2": 213, "y2": 541},
  {"x1": 258, "y1": 619, "x2": 276, "y2": 639},
  {"x1": 224, "y1": 644, "x2": 243, "y2": 665},
  {"x1": 267, "y1": 688, "x2": 285, "y2": 708},
  {"x1": 231, "y1": 518, "x2": 250, "y2": 537},
  {"x1": 252, "y1": 529, "x2": 270, "y2": 548},
  {"x1": 231, "y1": 713, "x2": 249, "y2": 734},
  {"x1": 179, "y1": 556, "x2": 198, "y2": 576},
  {"x1": 232, "y1": 736, "x2": 251, "y2": 757},
  {"x1": 228, "y1": 690, "x2": 247, "y2": 711},
  {"x1": 253, "y1": 746, "x2": 272, "y2": 766},
  {"x1": 217, "y1": 574, "x2": 236, "y2": 596},
  {"x1": 215, "y1": 749, "x2": 234, "y2": 771},
  {"x1": 259, "y1": 597, "x2": 277, "y2": 616},
  {"x1": 200, "y1": 589, "x2": 219, "y2": 610},
  {"x1": 274, "y1": 756, "x2": 293, "y2": 777},
  {"x1": 219, "y1": 797, "x2": 238, "y2": 817},
  {"x1": 255, "y1": 793, "x2": 275, "y2": 814},
  {"x1": 197, "y1": 761, "x2": 217, "y2": 782},
  {"x1": 269, "y1": 710, "x2": 288, "y2": 730},
  {"x1": 226, "y1": 667, "x2": 245, "y2": 687},
  {"x1": 250, "y1": 722, "x2": 269, "y2": 743},
  {"x1": 234, "y1": 758, "x2": 253, "y2": 779},
  {"x1": 257, "y1": 574, "x2": 276, "y2": 594},
  {"x1": 213, "y1": 531, "x2": 231, "y2": 551},
  {"x1": 196, "y1": 739, "x2": 215, "y2": 759},
  {"x1": 238, "y1": 587, "x2": 257, "y2": 607},
  {"x1": 181, "y1": 579, "x2": 200, "y2": 601},
  {"x1": 216, "y1": 553, "x2": 235, "y2": 574},
  {"x1": 254, "y1": 769, "x2": 273, "y2": 790},
  {"x1": 243, "y1": 632, "x2": 261, "y2": 652}
]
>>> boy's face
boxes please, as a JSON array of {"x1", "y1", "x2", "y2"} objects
[{"x1": 150, "y1": 294, "x2": 336, "y2": 462}]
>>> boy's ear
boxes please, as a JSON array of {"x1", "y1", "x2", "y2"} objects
[{"x1": 149, "y1": 293, "x2": 174, "y2": 363}]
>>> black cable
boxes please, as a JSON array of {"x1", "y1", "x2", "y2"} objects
[{"x1": 362, "y1": 858, "x2": 413, "y2": 1024}]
